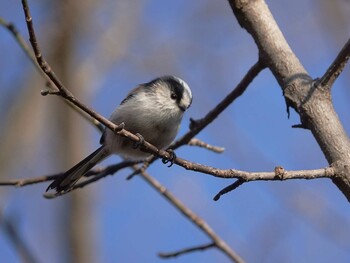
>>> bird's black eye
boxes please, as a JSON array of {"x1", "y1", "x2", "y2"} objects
[{"x1": 170, "y1": 92, "x2": 177, "y2": 100}]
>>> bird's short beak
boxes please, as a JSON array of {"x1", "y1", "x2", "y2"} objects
[{"x1": 178, "y1": 104, "x2": 187, "y2": 112}]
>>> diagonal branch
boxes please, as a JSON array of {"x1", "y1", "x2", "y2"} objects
[
  {"x1": 227, "y1": 0, "x2": 350, "y2": 202},
  {"x1": 172, "y1": 59, "x2": 266, "y2": 149},
  {"x1": 317, "y1": 38, "x2": 350, "y2": 89},
  {"x1": 0, "y1": 17, "x2": 46, "y2": 76},
  {"x1": 138, "y1": 169, "x2": 245, "y2": 263},
  {"x1": 21, "y1": 0, "x2": 126, "y2": 137},
  {"x1": 0, "y1": 16, "x2": 105, "y2": 133}
]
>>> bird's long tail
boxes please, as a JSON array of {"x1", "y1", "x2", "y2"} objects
[{"x1": 46, "y1": 146, "x2": 109, "y2": 195}]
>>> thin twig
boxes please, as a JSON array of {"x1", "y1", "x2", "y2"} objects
[
  {"x1": 188, "y1": 138, "x2": 225, "y2": 153},
  {"x1": 159, "y1": 242, "x2": 215, "y2": 258},
  {"x1": 0, "y1": 16, "x2": 57, "y2": 92},
  {"x1": 172, "y1": 60, "x2": 266, "y2": 149},
  {"x1": 0, "y1": 17, "x2": 43, "y2": 73},
  {"x1": 0, "y1": 174, "x2": 60, "y2": 187},
  {"x1": 318, "y1": 38, "x2": 350, "y2": 89},
  {"x1": 138, "y1": 169, "x2": 245, "y2": 263},
  {"x1": 0, "y1": 16, "x2": 104, "y2": 132},
  {"x1": 21, "y1": 0, "x2": 120, "y2": 131},
  {"x1": 213, "y1": 179, "x2": 246, "y2": 201}
]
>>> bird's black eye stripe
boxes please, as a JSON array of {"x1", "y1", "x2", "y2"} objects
[
  {"x1": 166, "y1": 79, "x2": 184, "y2": 103},
  {"x1": 145, "y1": 76, "x2": 185, "y2": 103}
]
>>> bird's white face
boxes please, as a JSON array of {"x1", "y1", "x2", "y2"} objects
[{"x1": 149, "y1": 76, "x2": 192, "y2": 115}]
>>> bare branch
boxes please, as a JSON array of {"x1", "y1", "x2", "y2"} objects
[
  {"x1": 0, "y1": 16, "x2": 57, "y2": 92},
  {"x1": 158, "y1": 242, "x2": 215, "y2": 259},
  {"x1": 172, "y1": 60, "x2": 266, "y2": 149},
  {"x1": 177, "y1": 158, "x2": 334, "y2": 180},
  {"x1": 21, "y1": 0, "x2": 122, "y2": 131},
  {"x1": 138, "y1": 169, "x2": 245, "y2": 263},
  {"x1": 228, "y1": 0, "x2": 350, "y2": 202},
  {"x1": 0, "y1": 17, "x2": 39, "y2": 70},
  {"x1": 188, "y1": 138, "x2": 225, "y2": 153},
  {"x1": 213, "y1": 179, "x2": 245, "y2": 201},
  {"x1": 0, "y1": 16, "x2": 104, "y2": 133},
  {"x1": 318, "y1": 38, "x2": 350, "y2": 89},
  {"x1": 212, "y1": 166, "x2": 334, "y2": 200},
  {"x1": 0, "y1": 174, "x2": 60, "y2": 187}
]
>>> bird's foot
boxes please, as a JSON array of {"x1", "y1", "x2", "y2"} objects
[
  {"x1": 162, "y1": 149, "x2": 176, "y2": 167},
  {"x1": 132, "y1": 133, "x2": 145, "y2": 149}
]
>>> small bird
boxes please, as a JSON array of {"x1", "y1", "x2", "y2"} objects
[{"x1": 46, "y1": 76, "x2": 192, "y2": 195}]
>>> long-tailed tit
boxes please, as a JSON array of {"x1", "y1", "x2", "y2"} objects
[{"x1": 46, "y1": 76, "x2": 192, "y2": 195}]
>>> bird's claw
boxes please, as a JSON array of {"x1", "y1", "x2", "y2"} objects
[
  {"x1": 133, "y1": 133, "x2": 145, "y2": 149},
  {"x1": 162, "y1": 149, "x2": 176, "y2": 167}
]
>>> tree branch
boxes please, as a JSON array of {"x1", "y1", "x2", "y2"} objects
[
  {"x1": 172, "y1": 156, "x2": 334, "y2": 180},
  {"x1": 213, "y1": 179, "x2": 245, "y2": 201},
  {"x1": 20, "y1": 0, "x2": 131, "y2": 140},
  {"x1": 0, "y1": 16, "x2": 106, "y2": 133},
  {"x1": 0, "y1": 17, "x2": 44, "y2": 75},
  {"x1": 158, "y1": 242, "x2": 215, "y2": 259},
  {"x1": 138, "y1": 169, "x2": 245, "y2": 263},
  {"x1": 188, "y1": 138, "x2": 225, "y2": 153},
  {"x1": 228, "y1": 0, "x2": 350, "y2": 202},
  {"x1": 0, "y1": 174, "x2": 60, "y2": 187},
  {"x1": 172, "y1": 59, "x2": 266, "y2": 149},
  {"x1": 317, "y1": 38, "x2": 350, "y2": 89},
  {"x1": 2, "y1": 2, "x2": 339, "y2": 201}
]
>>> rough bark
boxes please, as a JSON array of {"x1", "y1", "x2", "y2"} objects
[{"x1": 228, "y1": 0, "x2": 350, "y2": 201}]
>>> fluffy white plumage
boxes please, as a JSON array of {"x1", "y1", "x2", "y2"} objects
[{"x1": 46, "y1": 75, "x2": 192, "y2": 195}]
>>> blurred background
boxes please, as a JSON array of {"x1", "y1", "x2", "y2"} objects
[{"x1": 0, "y1": 0, "x2": 350, "y2": 262}]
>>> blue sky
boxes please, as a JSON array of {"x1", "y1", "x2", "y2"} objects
[{"x1": 1, "y1": 0, "x2": 350, "y2": 262}]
